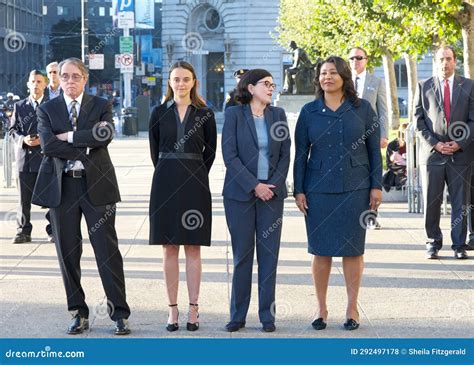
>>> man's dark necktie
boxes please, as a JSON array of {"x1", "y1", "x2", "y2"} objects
[
  {"x1": 66, "y1": 100, "x2": 78, "y2": 172},
  {"x1": 443, "y1": 79, "x2": 450, "y2": 127}
]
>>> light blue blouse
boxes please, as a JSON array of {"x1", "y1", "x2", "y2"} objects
[{"x1": 254, "y1": 115, "x2": 269, "y2": 180}]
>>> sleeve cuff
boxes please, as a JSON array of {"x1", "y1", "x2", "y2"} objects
[{"x1": 67, "y1": 132, "x2": 74, "y2": 143}]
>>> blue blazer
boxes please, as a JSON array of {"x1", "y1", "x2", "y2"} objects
[
  {"x1": 293, "y1": 98, "x2": 382, "y2": 194},
  {"x1": 222, "y1": 104, "x2": 291, "y2": 201}
]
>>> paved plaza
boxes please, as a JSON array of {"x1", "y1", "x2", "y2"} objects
[{"x1": 0, "y1": 128, "x2": 472, "y2": 339}]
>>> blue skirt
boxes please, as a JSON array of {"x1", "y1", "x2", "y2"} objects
[{"x1": 305, "y1": 189, "x2": 370, "y2": 257}]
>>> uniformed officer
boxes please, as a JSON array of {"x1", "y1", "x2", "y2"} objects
[{"x1": 224, "y1": 69, "x2": 249, "y2": 110}]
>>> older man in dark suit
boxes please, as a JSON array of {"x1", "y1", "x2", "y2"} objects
[
  {"x1": 10, "y1": 70, "x2": 52, "y2": 243},
  {"x1": 33, "y1": 57, "x2": 131, "y2": 335},
  {"x1": 415, "y1": 45, "x2": 474, "y2": 260}
]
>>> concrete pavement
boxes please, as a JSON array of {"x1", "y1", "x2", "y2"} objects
[{"x1": 0, "y1": 130, "x2": 472, "y2": 339}]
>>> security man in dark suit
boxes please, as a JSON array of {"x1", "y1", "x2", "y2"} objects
[
  {"x1": 10, "y1": 70, "x2": 52, "y2": 243},
  {"x1": 415, "y1": 45, "x2": 474, "y2": 260},
  {"x1": 33, "y1": 58, "x2": 131, "y2": 335},
  {"x1": 224, "y1": 69, "x2": 249, "y2": 110}
]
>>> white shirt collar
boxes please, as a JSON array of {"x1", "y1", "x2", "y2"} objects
[
  {"x1": 29, "y1": 95, "x2": 44, "y2": 106},
  {"x1": 438, "y1": 74, "x2": 454, "y2": 85},
  {"x1": 354, "y1": 69, "x2": 367, "y2": 80},
  {"x1": 64, "y1": 92, "x2": 84, "y2": 109}
]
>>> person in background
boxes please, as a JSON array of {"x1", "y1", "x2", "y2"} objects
[
  {"x1": 224, "y1": 69, "x2": 249, "y2": 110},
  {"x1": 382, "y1": 123, "x2": 408, "y2": 192},
  {"x1": 45, "y1": 62, "x2": 62, "y2": 99},
  {"x1": 10, "y1": 70, "x2": 52, "y2": 243}
]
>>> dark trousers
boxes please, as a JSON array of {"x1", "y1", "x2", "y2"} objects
[
  {"x1": 420, "y1": 163, "x2": 470, "y2": 250},
  {"x1": 16, "y1": 171, "x2": 52, "y2": 236},
  {"x1": 224, "y1": 197, "x2": 284, "y2": 324},
  {"x1": 469, "y1": 168, "x2": 474, "y2": 242},
  {"x1": 50, "y1": 176, "x2": 130, "y2": 321}
]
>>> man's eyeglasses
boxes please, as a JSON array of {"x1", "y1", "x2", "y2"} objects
[
  {"x1": 256, "y1": 81, "x2": 277, "y2": 90},
  {"x1": 349, "y1": 56, "x2": 367, "y2": 61},
  {"x1": 60, "y1": 74, "x2": 83, "y2": 82}
]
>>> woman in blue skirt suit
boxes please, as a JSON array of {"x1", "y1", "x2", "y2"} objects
[{"x1": 293, "y1": 56, "x2": 382, "y2": 331}]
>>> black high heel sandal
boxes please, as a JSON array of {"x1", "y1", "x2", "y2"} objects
[
  {"x1": 166, "y1": 304, "x2": 179, "y2": 332},
  {"x1": 186, "y1": 303, "x2": 199, "y2": 331}
]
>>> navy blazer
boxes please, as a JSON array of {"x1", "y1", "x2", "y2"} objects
[
  {"x1": 293, "y1": 98, "x2": 382, "y2": 194},
  {"x1": 222, "y1": 104, "x2": 291, "y2": 201},
  {"x1": 10, "y1": 96, "x2": 49, "y2": 172},
  {"x1": 414, "y1": 75, "x2": 474, "y2": 166}
]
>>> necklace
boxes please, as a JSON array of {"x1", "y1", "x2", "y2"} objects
[{"x1": 252, "y1": 113, "x2": 264, "y2": 118}]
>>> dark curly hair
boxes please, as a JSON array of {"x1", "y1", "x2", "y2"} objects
[
  {"x1": 314, "y1": 56, "x2": 360, "y2": 106},
  {"x1": 235, "y1": 69, "x2": 272, "y2": 105}
]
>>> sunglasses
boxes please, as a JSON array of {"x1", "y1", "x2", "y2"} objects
[{"x1": 349, "y1": 56, "x2": 367, "y2": 61}]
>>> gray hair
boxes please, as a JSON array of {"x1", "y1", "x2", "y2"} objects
[
  {"x1": 46, "y1": 61, "x2": 59, "y2": 70},
  {"x1": 58, "y1": 57, "x2": 89, "y2": 77}
]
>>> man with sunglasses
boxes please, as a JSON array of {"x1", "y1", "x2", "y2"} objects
[
  {"x1": 349, "y1": 47, "x2": 388, "y2": 149},
  {"x1": 45, "y1": 62, "x2": 62, "y2": 99},
  {"x1": 33, "y1": 57, "x2": 131, "y2": 335}
]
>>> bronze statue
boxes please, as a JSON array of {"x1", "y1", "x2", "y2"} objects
[{"x1": 282, "y1": 41, "x2": 315, "y2": 95}]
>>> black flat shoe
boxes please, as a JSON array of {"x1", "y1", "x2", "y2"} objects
[
  {"x1": 67, "y1": 314, "x2": 89, "y2": 335},
  {"x1": 114, "y1": 318, "x2": 131, "y2": 335},
  {"x1": 262, "y1": 322, "x2": 276, "y2": 332},
  {"x1": 343, "y1": 318, "x2": 360, "y2": 330},
  {"x1": 12, "y1": 233, "x2": 31, "y2": 244},
  {"x1": 311, "y1": 318, "x2": 327, "y2": 330},
  {"x1": 225, "y1": 322, "x2": 245, "y2": 332},
  {"x1": 186, "y1": 303, "x2": 199, "y2": 331},
  {"x1": 454, "y1": 248, "x2": 468, "y2": 259},
  {"x1": 166, "y1": 304, "x2": 179, "y2": 332}
]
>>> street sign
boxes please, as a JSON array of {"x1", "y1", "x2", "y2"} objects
[
  {"x1": 120, "y1": 53, "x2": 134, "y2": 73},
  {"x1": 117, "y1": 0, "x2": 134, "y2": 28},
  {"x1": 115, "y1": 54, "x2": 121, "y2": 69},
  {"x1": 89, "y1": 54, "x2": 104, "y2": 70},
  {"x1": 120, "y1": 36, "x2": 133, "y2": 53}
]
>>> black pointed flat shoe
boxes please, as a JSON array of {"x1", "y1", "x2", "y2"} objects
[
  {"x1": 311, "y1": 317, "x2": 327, "y2": 330},
  {"x1": 343, "y1": 318, "x2": 360, "y2": 330}
]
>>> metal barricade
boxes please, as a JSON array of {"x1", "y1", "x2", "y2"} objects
[{"x1": 406, "y1": 122, "x2": 422, "y2": 213}]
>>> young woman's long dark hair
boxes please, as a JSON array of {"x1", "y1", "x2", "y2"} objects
[
  {"x1": 314, "y1": 56, "x2": 360, "y2": 106},
  {"x1": 164, "y1": 61, "x2": 207, "y2": 108}
]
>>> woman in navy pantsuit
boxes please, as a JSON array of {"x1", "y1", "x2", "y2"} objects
[
  {"x1": 222, "y1": 69, "x2": 291, "y2": 332},
  {"x1": 293, "y1": 56, "x2": 382, "y2": 331}
]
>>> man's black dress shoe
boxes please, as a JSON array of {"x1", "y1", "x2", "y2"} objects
[
  {"x1": 311, "y1": 318, "x2": 327, "y2": 330},
  {"x1": 454, "y1": 248, "x2": 468, "y2": 260},
  {"x1": 425, "y1": 246, "x2": 439, "y2": 259},
  {"x1": 262, "y1": 323, "x2": 276, "y2": 332},
  {"x1": 343, "y1": 318, "x2": 360, "y2": 331},
  {"x1": 465, "y1": 240, "x2": 474, "y2": 251},
  {"x1": 114, "y1": 318, "x2": 131, "y2": 335},
  {"x1": 12, "y1": 233, "x2": 31, "y2": 244},
  {"x1": 225, "y1": 322, "x2": 245, "y2": 332},
  {"x1": 67, "y1": 315, "x2": 89, "y2": 335}
]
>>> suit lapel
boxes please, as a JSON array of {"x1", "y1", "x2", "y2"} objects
[
  {"x1": 243, "y1": 104, "x2": 258, "y2": 146},
  {"x1": 56, "y1": 95, "x2": 72, "y2": 131},
  {"x1": 77, "y1": 93, "x2": 93, "y2": 130},
  {"x1": 362, "y1": 73, "x2": 372, "y2": 99}
]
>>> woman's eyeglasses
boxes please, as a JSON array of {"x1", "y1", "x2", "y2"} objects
[{"x1": 256, "y1": 81, "x2": 277, "y2": 90}]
